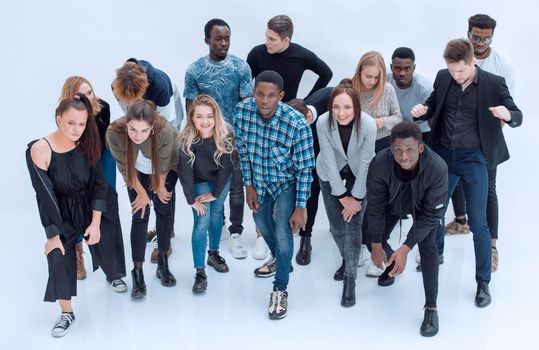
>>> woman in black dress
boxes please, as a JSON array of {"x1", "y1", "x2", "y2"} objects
[
  {"x1": 60, "y1": 76, "x2": 127, "y2": 291},
  {"x1": 26, "y1": 94, "x2": 106, "y2": 337}
]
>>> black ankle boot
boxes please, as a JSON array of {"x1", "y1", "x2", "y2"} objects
[
  {"x1": 131, "y1": 267, "x2": 146, "y2": 299},
  {"x1": 295, "y1": 236, "x2": 312, "y2": 266},
  {"x1": 333, "y1": 259, "x2": 345, "y2": 281},
  {"x1": 341, "y1": 274, "x2": 356, "y2": 307},
  {"x1": 156, "y1": 252, "x2": 176, "y2": 287}
]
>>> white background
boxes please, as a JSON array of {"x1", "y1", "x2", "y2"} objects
[{"x1": 0, "y1": 0, "x2": 537, "y2": 348}]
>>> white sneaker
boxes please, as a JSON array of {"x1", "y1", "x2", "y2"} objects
[
  {"x1": 253, "y1": 236, "x2": 268, "y2": 260},
  {"x1": 366, "y1": 260, "x2": 385, "y2": 277},
  {"x1": 108, "y1": 278, "x2": 128, "y2": 293},
  {"x1": 358, "y1": 244, "x2": 371, "y2": 267},
  {"x1": 229, "y1": 233, "x2": 248, "y2": 259}
]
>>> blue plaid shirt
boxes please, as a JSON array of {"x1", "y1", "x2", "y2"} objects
[{"x1": 233, "y1": 97, "x2": 315, "y2": 208}]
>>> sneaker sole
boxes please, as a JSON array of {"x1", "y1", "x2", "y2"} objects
[
  {"x1": 254, "y1": 272, "x2": 275, "y2": 278},
  {"x1": 268, "y1": 312, "x2": 287, "y2": 320}
]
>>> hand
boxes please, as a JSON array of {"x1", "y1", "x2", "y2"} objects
[
  {"x1": 489, "y1": 106, "x2": 511, "y2": 122},
  {"x1": 156, "y1": 184, "x2": 172, "y2": 204},
  {"x1": 371, "y1": 243, "x2": 387, "y2": 269},
  {"x1": 44, "y1": 235, "x2": 64, "y2": 256},
  {"x1": 411, "y1": 104, "x2": 428, "y2": 118},
  {"x1": 131, "y1": 190, "x2": 151, "y2": 218},
  {"x1": 387, "y1": 245, "x2": 411, "y2": 277},
  {"x1": 191, "y1": 202, "x2": 207, "y2": 216},
  {"x1": 289, "y1": 208, "x2": 307, "y2": 234},
  {"x1": 84, "y1": 222, "x2": 101, "y2": 245},
  {"x1": 339, "y1": 196, "x2": 361, "y2": 214},
  {"x1": 341, "y1": 207, "x2": 356, "y2": 223},
  {"x1": 245, "y1": 185, "x2": 260, "y2": 212},
  {"x1": 196, "y1": 193, "x2": 216, "y2": 203},
  {"x1": 375, "y1": 118, "x2": 385, "y2": 129}
]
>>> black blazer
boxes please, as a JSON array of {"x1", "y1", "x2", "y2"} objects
[{"x1": 419, "y1": 67, "x2": 522, "y2": 167}]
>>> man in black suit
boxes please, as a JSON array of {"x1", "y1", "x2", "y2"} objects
[{"x1": 411, "y1": 39, "x2": 522, "y2": 308}]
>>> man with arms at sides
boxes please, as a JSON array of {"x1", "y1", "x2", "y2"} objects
[
  {"x1": 366, "y1": 121, "x2": 447, "y2": 337},
  {"x1": 411, "y1": 39, "x2": 522, "y2": 308},
  {"x1": 247, "y1": 14, "x2": 333, "y2": 102},
  {"x1": 184, "y1": 18, "x2": 253, "y2": 259},
  {"x1": 233, "y1": 70, "x2": 315, "y2": 319},
  {"x1": 446, "y1": 14, "x2": 517, "y2": 272}
]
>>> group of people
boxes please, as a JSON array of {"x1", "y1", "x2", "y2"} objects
[{"x1": 27, "y1": 13, "x2": 521, "y2": 339}]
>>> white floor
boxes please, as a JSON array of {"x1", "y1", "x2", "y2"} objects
[{"x1": 1, "y1": 1, "x2": 538, "y2": 349}]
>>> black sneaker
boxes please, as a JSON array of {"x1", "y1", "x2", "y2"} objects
[
  {"x1": 192, "y1": 271, "x2": 207, "y2": 293},
  {"x1": 378, "y1": 261, "x2": 395, "y2": 286},
  {"x1": 207, "y1": 250, "x2": 229, "y2": 273},
  {"x1": 268, "y1": 289, "x2": 288, "y2": 319},
  {"x1": 51, "y1": 312, "x2": 75, "y2": 338},
  {"x1": 420, "y1": 308, "x2": 439, "y2": 337}
]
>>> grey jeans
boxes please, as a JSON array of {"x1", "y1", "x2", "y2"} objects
[{"x1": 320, "y1": 180, "x2": 365, "y2": 279}]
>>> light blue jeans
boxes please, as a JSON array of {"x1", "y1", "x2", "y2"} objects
[
  {"x1": 191, "y1": 180, "x2": 231, "y2": 268},
  {"x1": 253, "y1": 186, "x2": 296, "y2": 290}
]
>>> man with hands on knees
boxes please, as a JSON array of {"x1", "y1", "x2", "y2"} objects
[
  {"x1": 364, "y1": 121, "x2": 448, "y2": 337},
  {"x1": 233, "y1": 70, "x2": 315, "y2": 320},
  {"x1": 411, "y1": 39, "x2": 522, "y2": 309}
]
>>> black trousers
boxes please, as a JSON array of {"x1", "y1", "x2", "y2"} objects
[
  {"x1": 227, "y1": 161, "x2": 245, "y2": 235},
  {"x1": 127, "y1": 170, "x2": 178, "y2": 263},
  {"x1": 451, "y1": 166, "x2": 498, "y2": 239},
  {"x1": 365, "y1": 214, "x2": 439, "y2": 308},
  {"x1": 44, "y1": 230, "x2": 79, "y2": 302},
  {"x1": 299, "y1": 169, "x2": 321, "y2": 237}
]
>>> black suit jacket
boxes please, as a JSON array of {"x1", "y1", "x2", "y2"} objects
[{"x1": 419, "y1": 67, "x2": 522, "y2": 167}]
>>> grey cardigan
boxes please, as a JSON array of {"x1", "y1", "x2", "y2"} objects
[
  {"x1": 316, "y1": 111, "x2": 376, "y2": 199},
  {"x1": 360, "y1": 82, "x2": 402, "y2": 140}
]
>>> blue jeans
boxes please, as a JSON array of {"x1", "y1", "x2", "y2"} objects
[
  {"x1": 435, "y1": 147, "x2": 491, "y2": 283},
  {"x1": 191, "y1": 180, "x2": 231, "y2": 268},
  {"x1": 253, "y1": 186, "x2": 296, "y2": 290}
]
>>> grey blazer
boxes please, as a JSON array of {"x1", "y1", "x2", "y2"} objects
[{"x1": 316, "y1": 111, "x2": 376, "y2": 199}]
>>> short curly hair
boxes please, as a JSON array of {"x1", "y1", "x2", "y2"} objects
[{"x1": 112, "y1": 61, "x2": 149, "y2": 105}]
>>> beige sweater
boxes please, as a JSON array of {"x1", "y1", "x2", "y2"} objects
[{"x1": 360, "y1": 82, "x2": 402, "y2": 140}]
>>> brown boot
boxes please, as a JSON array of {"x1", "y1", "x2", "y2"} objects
[
  {"x1": 150, "y1": 246, "x2": 172, "y2": 264},
  {"x1": 76, "y1": 242, "x2": 87, "y2": 280}
]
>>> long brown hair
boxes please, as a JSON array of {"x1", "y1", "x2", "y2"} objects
[
  {"x1": 55, "y1": 93, "x2": 101, "y2": 166},
  {"x1": 60, "y1": 76, "x2": 102, "y2": 115},
  {"x1": 110, "y1": 100, "x2": 165, "y2": 190},
  {"x1": 328, "y1": 79, "x2": 362, "y2": 135},
  {"x1": 352, "y1": 51, "x2": 387, "y2": 111}
]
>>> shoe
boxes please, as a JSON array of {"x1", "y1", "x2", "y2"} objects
[
  {"x1": 156, "y1": 252, "x2": 177, "y2": 286},
  {"x1": 51, "y1": 312, "x2": 75, "y2": 338},
  {"x1": 108, "y1": 278, "x2": 127, "y2": 293},
  {"x1": 228, "y1": 233, "x2": 248, "y2": 259},
  {"x1": 444, "y1": 218, "x2": 470, "y2": 235},
  {"x1": 253, "y1": 236, "x2": 268, "y2": 260},
  {"x1": 333, "y1": 260, "x2": 345, "y2": 281},
  {"x1": 341, "y1": 274, "x2": 356, "y2": 307},
  {"x1": 492, "y1": 247, "x2": 499, "y2": 273},
  {"x1": 131, "y1": 268, "x2": 146, "y2": 298},
  {"x1": 378, "y1": 261, "x2": 395, "y2": 286},
  {"x1": 416, "y1": 253, "x2": 444, "y2": 272},
  {"x1": 254, "y1": 257, "x2": 276, "y2": 277},
  {"x1": 420, "y1": 308, "x2": 439, "y2": 337},
  {"x1": 475, "y1": 282, "x2": 491, "y2": 308},
  {"x1": 147, "y1": 227, "x2": 157, "y2": 242},
  {"x1": 76, "y1": 242, "x2": 86, "y2": 280},
  {"x1": 358, "y1": 244, "x2": 370, "y2": 267},
  {"x1": 366, "y1": 260, "x2": 385, "y2": 277},
  {"x1": 268, "y1": 289, "x2": 288, "y2": 319},
  {"x1": 192, "y1": 271, "x2": 207, "y2": 293},
  {"x1": 151, "y1": 245, "x2": 172, "y2": 264},
  {"x1": 295, "y1": 236, "x2": 312, "y2": 266},
  {"x1": 207, "y1": 250, "x2": 229, "y2": 273}
]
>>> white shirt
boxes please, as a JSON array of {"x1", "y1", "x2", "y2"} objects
[{"x1": 476, "y1": 48, "x2": 516, "y2": 96}]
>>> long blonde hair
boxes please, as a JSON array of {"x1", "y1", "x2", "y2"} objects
[
  {"x1": 352, "y1": 51, "x2": 387, "y2": 111},
  {"x1": 60, "y1": 76, "x2": 102, "y2": 116},
  {"x1": 179, "y1": 94, "x2": 234, "y2": 167}
]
